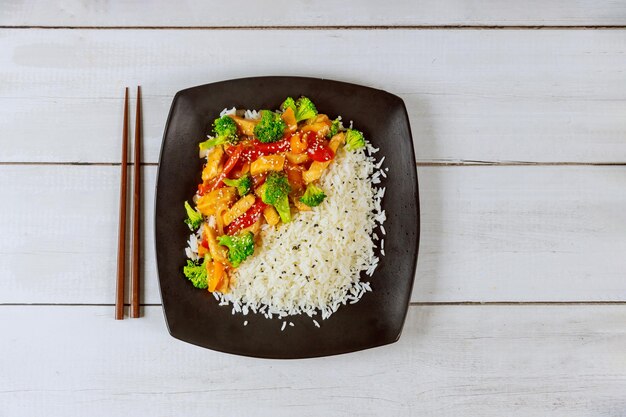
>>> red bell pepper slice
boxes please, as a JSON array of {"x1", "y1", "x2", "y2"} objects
[
  {"x1": 210, "y1": 146, "x2": 242, "y2": 192},
  {"x1": 225, "y1": 198, "x2": 267, "y2": 235},
  {"x1": 241, "y1": 138, "x2": 290, "y2": 161}
]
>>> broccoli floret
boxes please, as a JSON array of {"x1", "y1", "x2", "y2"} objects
[
  {"x1": 253, "y1": 110, "x2": 286, "y2": 143},
  {"x1": 218, "y1": 232, "x2": 255, "y2": 268},
  {"x1": 260, "y1": 171, "x2": 292, "y2": 223},
  {"x1": 299, "y1": 184, "x2": 326, "y2": 207},
  {"x1": 214, "y1": 114, "x2": 238, "y2": 138},
  {"x1": 199, "y1": 115, "x2": 240, "y2": 150},
  {"x1": 345, "y1": 128, "x2": 365, "y2": 151},
  {"x1": 327, "y1": 117, "x2": 342, "y2": 138},
  {"x1": 183, "y1": 257, "x2": 209, "y2": 289},
  {"x1": 281, "y1": 97, "x2": 296, "y2": 113},
  {"x1": 294, "y1": 96, "x2": 318, "y2": 122},
  {"x1": 184, "y1": 201, "x2": 203, "y2": 230},
  {"x1": 223, "y1": 173, "x2": 252, "y2": 197}
]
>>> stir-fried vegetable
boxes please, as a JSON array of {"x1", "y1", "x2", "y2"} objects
[
  {"x1": 281, "y1": 107, "x2": 298, "y2": 132},
  {"x1": 209, "y1": 146, "x2": 242, "y2": 192},
  {"x1": 327, "y1": 118, "x2": 342, "y2": 138},
  {"x1": 183, "y1": 257, "x2": 210, "y2": 289},
  {"x1": 208, "y1": 260, "x2": 224, "y2": 292},
  {"x1": 184, "y1": 201, "x2": 203, "y2": 230},
  {"x1": 229, "y1": 115, "x2": 257, "y2": 136},
  {"x1": 225, "y1": 199, "x2": 266, "y2": 235},
  {"x1": 184, "y1": 96, "x2": 368, "y2": 292},
  {"x1": 281, "y1": 97, "x2": 296, "y2": 113},
  {"x1": 299, "y1": 184, "x2": 326, "y2": 207},
  {"x1": 294, "y1": 97, "x2": 318, "y2": 122},
  {"x1": 254, "y1": 110, "x2": 286, "y2": 143},
  {"x1": 250, "y1": 154, "x2": 285, "y2": 176},
  {"x1": 263, "y1": 206, "x2": 280, "y2": 226},
  {"x1": 223, "y1": 194, "x2": 256, "y2": 226},
  {"x1": 199, "y1": 115, "x2": 240, "y2": 150},
  {"x1": 202, "y1": 145, "x2": 224, "y2": 181},
  {"x1": 223, "y1": 173, "x2": 252, "y2": 197},
  {"x1": 282, "y1": 96, "x2": 318, "y2": 122},
  {"x1": 260, "y1": 171, "x2": 292, "y2": 223},
  {"x1": 303, "y1": 132, "x2": 345, "y2": 183},
  {"x1": 344, "y1": 128, "x2": 365, "y2": 151},
  {"x1": 218, "y1": 232, "x2": 255, "y2": 268}
]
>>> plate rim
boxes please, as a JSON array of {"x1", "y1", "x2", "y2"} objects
[{"x1": 154, "y1": 75, "x2": 420, "y2": 358}]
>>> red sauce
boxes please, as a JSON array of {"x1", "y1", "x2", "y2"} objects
[
  {"x1": 305, "y1": 132, "x2": 334, "y2": 162},
  {"x1": 241, "y1": 138, "x2": 291, "y2": 162},
  {"x1": 197, "y1": 182, "x2": 210, "y2": 196}
]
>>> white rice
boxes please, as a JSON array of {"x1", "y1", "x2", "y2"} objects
[
  {"x1": 243, "y1": 109, "x2": 261, "y2": 120},
  {"x1": 185, "y1": 233, "x2": 199, "y2": 262},
  {"x1": 219, "y1": 107, "x2": 237, "y2": 117},
  {"x1": 186, "y1": 108, "x2": 386, "y2": 324}
]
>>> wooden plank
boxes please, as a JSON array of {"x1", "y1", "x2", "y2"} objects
[
  {"x1": 2, "y1": 304, "x2": 626, "y2": 416},
  {"x1": 3, "y1": 0, "x2": 626, "y2": 26},
  {"x1": 417, "y1": 165, "x2": 626, "y2": 301},
  {"x1": 2, "y1": 165, "x2": 625, "y2": 304},
  {"x1": 1, "y1": 29, "x2": 625, "y2": 164},
  {"x1": 0, "y1": 165, "x2": 158, "y2": 305}
]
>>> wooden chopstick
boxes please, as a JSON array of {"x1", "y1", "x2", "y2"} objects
[
  {"x1": 115, "y1": 87, "x2": 129, "y2": 320},
  {"x1": 131, "y1": 86, "x2": 142, "y2": 318}
]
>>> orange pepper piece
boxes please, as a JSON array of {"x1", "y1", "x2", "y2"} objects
[
  {"x1": 216, "y1": 271, "x2": 230, "y2": 294},
  {"x1": 281, "y1": 107, "x2": 297, "y2": 132},
  {"x1": 290, "y1": 133, "x2": 308, "y2": 154},
  {"x1": 208, "y1": 261, "x2": 224, "y2": 292}
]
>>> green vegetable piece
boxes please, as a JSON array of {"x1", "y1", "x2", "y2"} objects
[
  {"x1": 218, "y1": 232, "x2": 255, "y2": 268},
  {"x1": 183, "y1": 257, "x2": 209, "y2": 289},
  {"x1": 260, "y1": 171, "x2": 292, "y2": 223},
  {"x1": 199, "y1": 115, "x2": 240, "y2": 150},
  {"x1": 281, "y1": 97, "x2": 296, "y2": 113},
  {"x1": 184, "y1": 201, "x2": 203, "y2": 230},
  {"x1": 299, "y1": 184, "x2": 326, "y2": 207},
  {"x1": 223, "y1": 173, "x2": 252, "y2": 197},
  {"x1": 294, "y1": 96, "x2": 317, "y2": 122},
  {"x1": 344, "y1": 128, "x2": 365, "y2": 151},
  {"x1": 253, "y1": 110, "x2": 286, "y2": 143},
  {"x1": 327, "y1": 118, "x2": 342, "y2": 138}
]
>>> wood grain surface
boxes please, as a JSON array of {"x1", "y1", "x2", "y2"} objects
[
  {"x1": 3, "y1": 0, "x2": 626, "y2": 26},
  {"x1": 2, "y1": 2, "x2": 625, "y2": 415},
  {"x1": 2, "y1": 305, "x2": 626, "y2": 416},
  {"x1": 1, "y1": 165, "x2": 624, "y2": 304},
  {"x1": 1, "y1": 29, "x2": 625, "y2": 164}
]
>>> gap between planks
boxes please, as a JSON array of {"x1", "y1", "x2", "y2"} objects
[
  {"x1": 1, "y1": 25, "x2": 626, "y2": 30},
  {"x1": 2, "y1": 301, "x2": 626, "y2": 307},
  {"x1": 0, "y1": 161, "x2": 625, "y2": 167}
]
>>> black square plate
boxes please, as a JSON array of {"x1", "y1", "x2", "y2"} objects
[{"x1": 155, "y1": 76, "x2": 419, "y2": 358}]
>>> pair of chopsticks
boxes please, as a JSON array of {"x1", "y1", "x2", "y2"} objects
[{"x1": 116, "y1": 87, "x2": 142, "y2": 320}]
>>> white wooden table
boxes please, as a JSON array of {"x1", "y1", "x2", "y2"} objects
[{"x1": 2, "y1": 2, "x2": 626, "y2": 415}]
